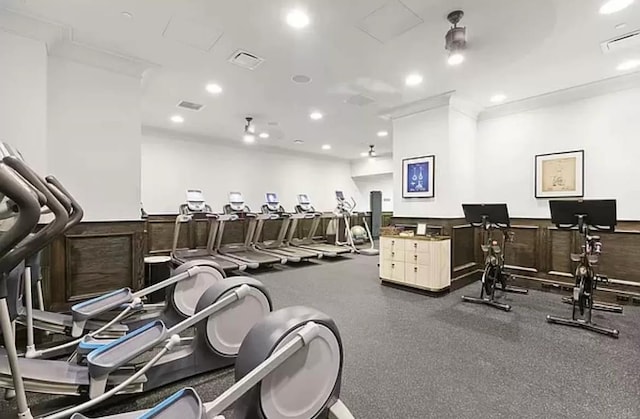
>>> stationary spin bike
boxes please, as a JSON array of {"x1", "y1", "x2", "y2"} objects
[
  {"x1": 461, "y1": 204, "x2": 528, "y2": 312},
  {"x1": 546, "y1": 199, "x2": 620, "y2": 338}
]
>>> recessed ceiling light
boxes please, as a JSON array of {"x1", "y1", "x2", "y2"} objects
[
  {"x1": 286, "y1": 9, "x2": 310, "y2": 29},
  {"x1": 170, "y1": 115, "x2": 184, "y2": 123},
  {"x1": 377, "y1": 131, "x2": 389, "y2": 137},
  {"x1": 259, "y1": 132, "x2": 270, "y2": 139},
  {"x1": 310, "y1": 111, "x2": 323, "y2": 120},
  {"x1": 405, "y1": 73, "x2": 423, "y2": 86},
  {"x1": 206, "y1": 83, "x2": 223, "y2": 94},
  {"x1": 293, "y1": 139, "x2": 304, "y2": 144},
  {"x1": 600, "y1": 0, "x2": 634, "y2": 15},
  {"x1": 360, "y1": 152, "x2": 369, "y2": 157},
  {"x1": 243, "y1": 134, "x2": 256, "y2": 144},
  {"x1": 121, "y1": 11, "x2": 133, "y2": 19},
  {"x1": 448, "y1": 53, "x2": 465, "y2": 66},
  {"x1": 292, "y1": 74, "x2": 312, "y2": 84},
  {"x1": 321, "y1": 144, "x2": 331, "y2": 150},
  {"x1": 617, "y1": 59, "x2": 640, "y2": 71},
  {"x1": 490, "y1": 93, "x2": 507, "y2": 103}
]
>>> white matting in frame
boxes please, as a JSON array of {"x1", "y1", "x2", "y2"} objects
[{"x1": 535, "y1": 150, "x2": 584, "y2": 198}]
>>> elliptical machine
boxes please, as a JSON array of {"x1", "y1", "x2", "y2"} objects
[
  {"x1": 546, "y1": 199, "x2": 620, "y2": 338},
  {"x1": 461, "y1": 204, "x2": 528, "y2": 312},
  {"x1": 71, "y1": 306, "x2": 354, "y2": 419},
  {"x1": 334, "y1": 191, "x2": 378, "y2": 256}
]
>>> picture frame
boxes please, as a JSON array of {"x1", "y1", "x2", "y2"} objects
[
  {"x1": 416, "y1": 223, "x2": 427, "y2": 236},
  {"x1": 402, "y1": 155, "x2": 435, "y2": 198},
  {"x1": 535, "y1": 150, "x2": 584, "y2": 198}
]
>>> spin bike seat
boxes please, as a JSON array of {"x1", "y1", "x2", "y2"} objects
[{"x1": 587, "y1": 254, "x2": 599, "y2": 264}]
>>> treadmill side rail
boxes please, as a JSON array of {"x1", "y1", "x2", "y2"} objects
[
  {"x1": 87, "y1": 320, "x2": 167, "y2": 398},
  {"x1": 71, "y1": 288, "x2": 134, "y2": 337}
]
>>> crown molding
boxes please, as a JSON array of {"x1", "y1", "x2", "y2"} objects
[
  {"x1": 0, "y1": 7, "x2": 157, "y2": 78},
  {"x1": 479, "y1": 71, "x2": 640, "y2": 120},
  {"x1": 141, "y1": 126, "x2": 353, "y2": 162},
  {"x1": 379, "y1": 91, "x2": 456, "y2": 120}
]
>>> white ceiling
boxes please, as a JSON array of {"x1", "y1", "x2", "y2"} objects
[{"x1": 2, "y1": 0, "x2": 640, "y2": 159}]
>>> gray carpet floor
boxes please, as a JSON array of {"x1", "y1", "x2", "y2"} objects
[{"x1": 2, "y1": 254, "x2": 640, "y2": 418}]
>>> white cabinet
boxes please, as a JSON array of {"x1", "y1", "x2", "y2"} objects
[{"x1": 379, "y1": 235, "x2": 451, "y2": 293}]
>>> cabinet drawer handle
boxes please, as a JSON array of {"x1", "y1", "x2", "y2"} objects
[
  {"x1": 391, "y1": 240, "x2": 395, "y2": 245},
  {"x1": 413, "y1": 255, "x2": 417, "y2": 261},
  {"x1": 414, "y1": 267, "x2": 418, "y2": 273}
]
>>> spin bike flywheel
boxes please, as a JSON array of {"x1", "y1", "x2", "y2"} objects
[
  {"x1": 483, "y1": 265, "x2": 499, "y2": 296},
  {"x1": 577, "y1": 276, "x2": 587, "y2": 316}
]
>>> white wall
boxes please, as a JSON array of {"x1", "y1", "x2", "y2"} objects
[
  {"x1": 350, "y1": 156, "x2": 393, "y2": 177},
  {"x1": 47, "y1": 57, "x2": 142, "y2": 221},
  {"x1": 141, "y1": 134, "x2": 361, "y2": 214},
  {"x1": 393, "y1": 106, "x2": 455, "y2": 217},
  {"x1": 478, "y1": 87, "x2": 640, "y2": 220},
  {"x1": 0, "y1": 31, "x2": 47, "y2": 173},
  {"x1": 353, "y1": 173, "x2": 393, "y2": 212}
]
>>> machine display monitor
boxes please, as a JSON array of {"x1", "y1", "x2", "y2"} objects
[
  {"x1": 266, "y1": 193, "x2": 278, "y2": 203},
  {"x1": 186, "y1": 189, "x2": 205, "y2": 202},
  {"x1": 298, "y1": 194, "x2": 310, "y2": 204},
  {"x1": 335, "y1": 191, "x2": 345, "y2": 200},
  {"x1": 229, "y1": 192, "x2": 244, "y2": 203}
]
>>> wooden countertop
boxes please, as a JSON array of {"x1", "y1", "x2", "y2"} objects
[{"x1": 381, "y1": 234, "x2": 451, "y2": 241}]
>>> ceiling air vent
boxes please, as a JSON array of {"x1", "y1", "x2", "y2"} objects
[
  {"x1": 177, "y1": 100, "x2": 205, "y2": 111},
  {"x1": 345, "y1": 94, "x2": 375, "y2": 107},
  {"x1": 601, "y1": 30, "x2": 640, "y2": 54},
  {"x1": 228, "y1": 49, "x2": 265, "y2": 70}
]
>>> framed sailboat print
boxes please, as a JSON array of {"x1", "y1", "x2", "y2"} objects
[{"x1": 402, "y1": 155, "x2": 435, "y2": 198}]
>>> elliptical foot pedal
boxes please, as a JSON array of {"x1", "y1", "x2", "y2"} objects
[{"x1": 139, "y1": 388, "x2": 204, "y2": 419}]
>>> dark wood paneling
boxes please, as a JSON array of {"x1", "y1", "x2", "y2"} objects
[
  {"x1": 506, "y1": 225, "x2": 539, "y2": 272},
  {"x1": 147, "y1": 217, "x2": 185, "y2": 254},
  {"x1": 548, "y1": 228, "x2": 573, "y2": 275},
  {"x1": 596, "y1": 230, "x2": 640, "y2": 283},
  {"x1": 451, "y1": 225, "x2": 475, "y2": 271},
  {"x1": 47, "y1": 221, "x2": 145, "y2": 311},
  {"x1": 65, "y1": 233, "x2": 133, "y2": 301}
]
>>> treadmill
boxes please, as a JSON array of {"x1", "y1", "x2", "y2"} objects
[
  {"x1": 215, "y1": 192, "x2": 286, "y2": 266},
  {"x1": 171, "y1": 189, "x2": 247, "y2": 272},
  {"x1": 287, "y1": 194, "x2": 352, "y2": 257},
  {"x1": 253, "y1": 193, "x2": 322, "y2": 261}
]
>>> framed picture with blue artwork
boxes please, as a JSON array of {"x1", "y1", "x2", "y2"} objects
[{"x1": 402, "y1": 155, "x2": 435, "y2": 198}]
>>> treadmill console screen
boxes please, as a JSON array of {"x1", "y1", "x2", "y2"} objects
[
  {"x1": 298, "y1": 194, "x2": 310, "y2": 204},
  {"x1": 229, "y1": 192, "x2": 244, "y2": 204},
  {"x1": 187, "y1": 189, "x2": 205, "y2": 202},
  {"x1": 266, "y1": 193, "x2": 278, "y2": 204},
  {"x1": 335, "y1": 191, "x2": 345, "y2": 200}
]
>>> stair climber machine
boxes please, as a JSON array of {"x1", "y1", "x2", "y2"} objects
[
  {"x1": 546, "y1": 199, "x2": 620, "y2": 338},
  {"x1": 216, "y1": 192, "x2": 286, "y2": 267},
  {"x1": 460, "y1": 204, "x2": 528, "y2": 312},
  {"x1": 334, "y1": 191, "x2": 378, "y2": 256},
  {"x1": 0, "y1": 151, "x2": 228, "y2": 361},
  {"x1": 287, "y1": 194, "x2": 352, "y2": 258},
  {"x1": 71, "y1": 306, "x2": 355, "y2": 419},
  {"x1": 253, "y1": 192, "x2": 322, "y2": 262},
  {"x1": 172, "y1": 189, "x2": 249, "y2": 272}
]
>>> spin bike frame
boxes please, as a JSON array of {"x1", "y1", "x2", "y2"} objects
[
  {"x1": 462, "y1": 215, "x2": 528, "y2": 312},
  {"x1": 546, "y1": 215, "x2": 620, "y2": 338}
]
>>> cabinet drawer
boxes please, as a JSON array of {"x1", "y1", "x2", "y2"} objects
[
  {"x1": 404, "y1": 240, "x2": 431, "y2": 254},
  {"x1": 406, "y1": 252, "x2": 430, "y2": 266},
  {"x1": 381, "y1": 247, "x2": 405, "y2": 261},
  {"x1": 380, "y1": 260, "x2": 405, "y2": 281}
]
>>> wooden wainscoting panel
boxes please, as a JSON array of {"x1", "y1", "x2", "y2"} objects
[
  {"x1": 147, "y1": 217, "x2": 184, "y2": 254},
  {"x1": 506, "y1": 225, "x2": 539, "y2": 272},
  {"x1": 193, "y1": 219, "x2": 210, "y2": 248},
  {"x1": 548, "y1": 228, "x2": 573, "y2": 275},
  {"x1": 452, "y1": 225, "x2": 475, "y2": 271},
  {"x1": 596, "y1": 230, "x2": 640, "y2": 285},
  {"x1": 65, "y1": 233, "x2": 134, "y2": 301}
]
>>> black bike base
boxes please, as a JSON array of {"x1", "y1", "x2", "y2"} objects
[
  {"x1": 546, "y1": 315, "x2": 619, "y2": 338},
  {"x1": 497, "y1": 284, "x2": 529, "y2": 295},
  {"x1": 462, "y1": 295, "x2": 511, "y2": 311},
  {"x1": 561, "y1": 297, "x2": 623, "y2": 313}
]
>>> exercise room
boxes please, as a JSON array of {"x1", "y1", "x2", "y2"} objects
[{"x1": 1, "y1": 0, "x2": 640, "y2": 418}]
